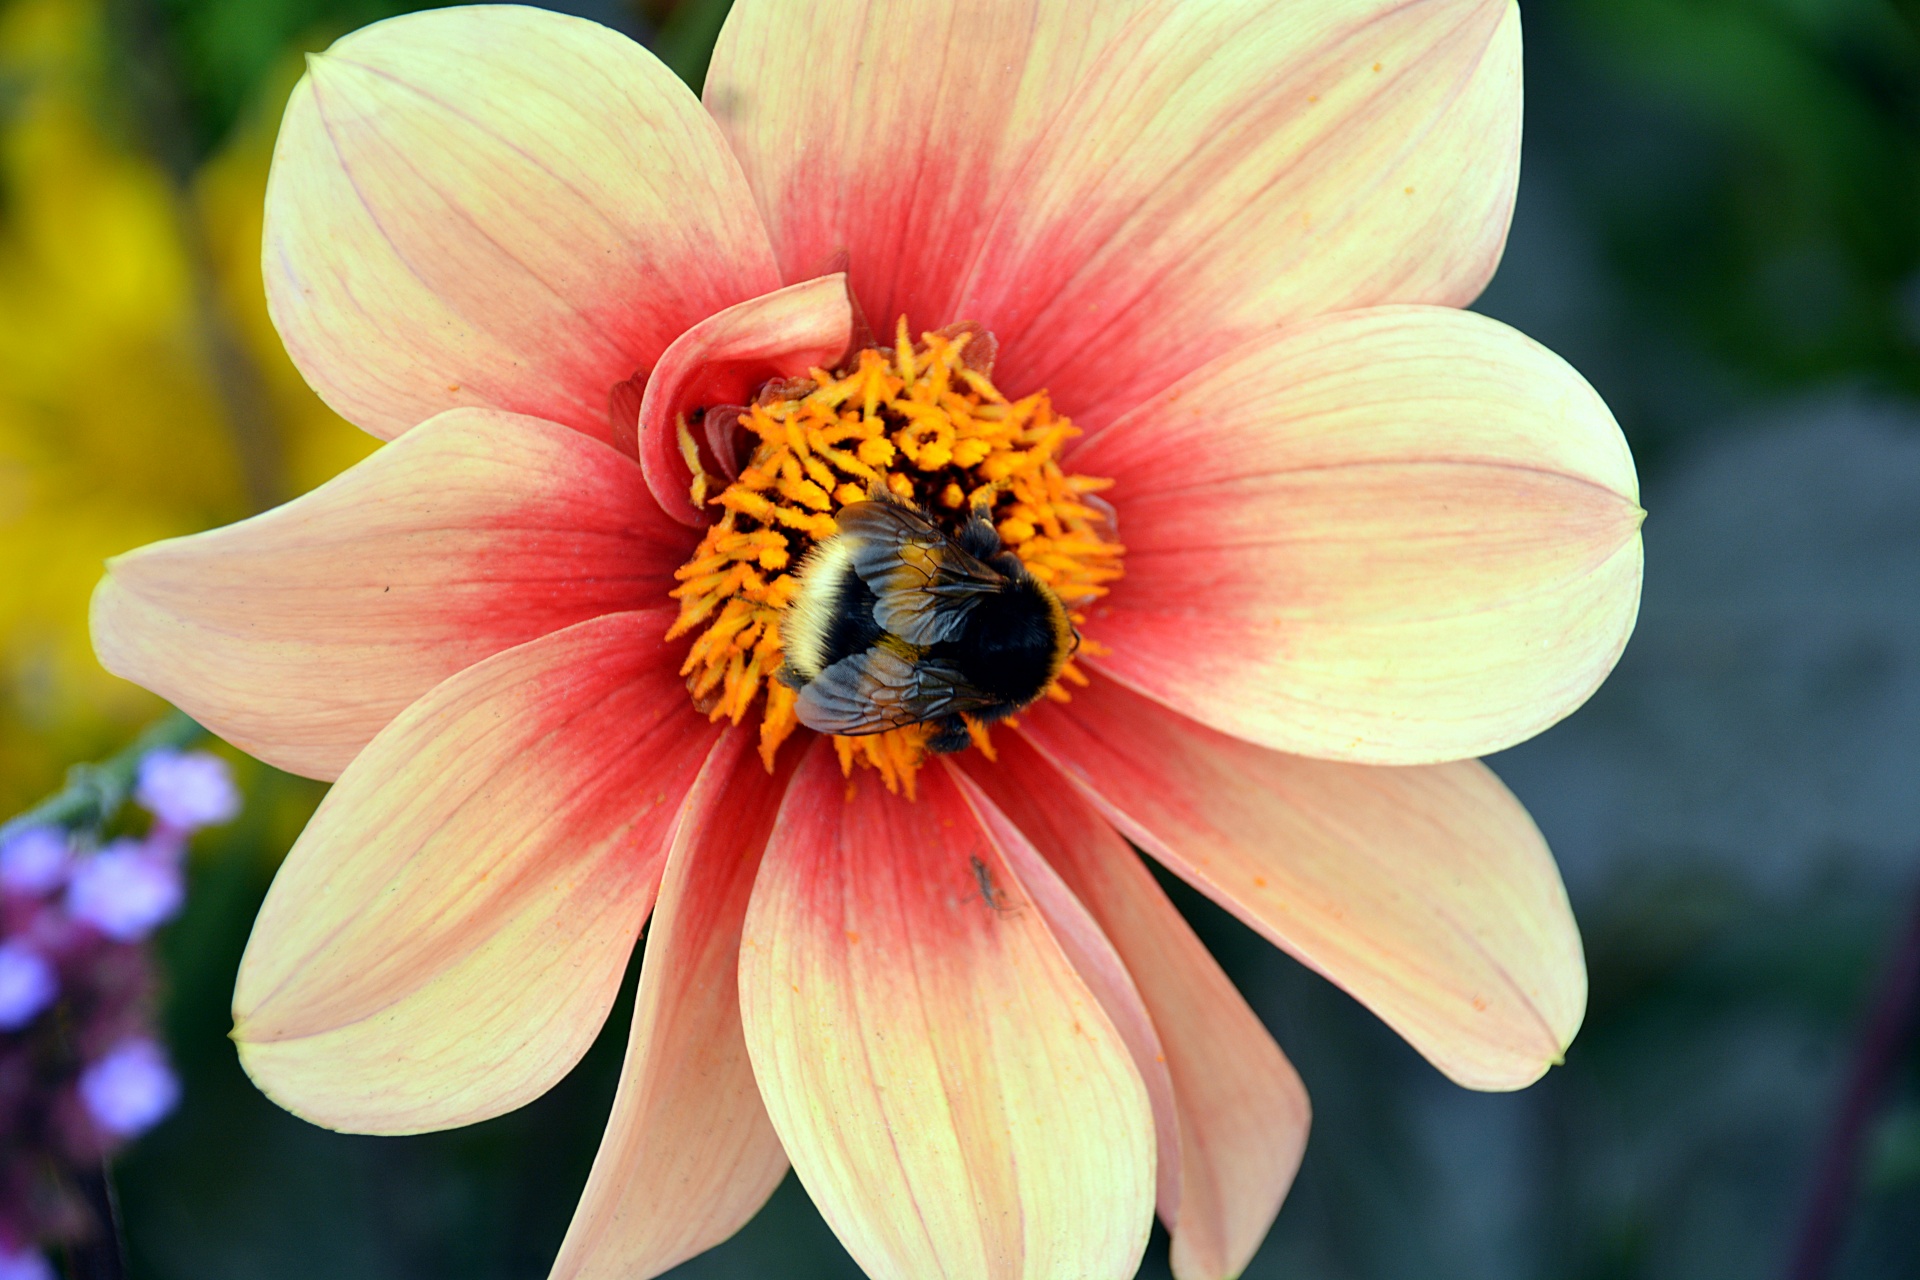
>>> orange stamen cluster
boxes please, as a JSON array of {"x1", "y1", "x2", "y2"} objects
[{"x1": 667, "y1": 319, "x2": 1124, "y2": 795}]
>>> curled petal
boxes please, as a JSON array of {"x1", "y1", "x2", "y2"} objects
[
  {"x1": 638, "y1": 274, "x2": 853, "y2": 525},
  {"x1": 740, "y1": 743, "x2": 1155, "y2": 1280},
  {"x1": 551, "y1": 728, "x2": 791, "y2": 1280},
  {"x1": 1073, "y1": 306, "x2": 1643, "y2": 765},
  {"x1": 267, "y1": 6, "x2": 778, "y2": 442},
  {"x1": 233, "y1": 610, "x2": 721, "y2": 1134},
  {"x1": 92, "y1": 411, "x2": 689, "y2": 780},
  {"x1": 962, "y1": 739, "x2": 1309, "y2": 1280},
  {"x1": 1019, "y1": 682, "x2": 1586, "y2": 1092}
]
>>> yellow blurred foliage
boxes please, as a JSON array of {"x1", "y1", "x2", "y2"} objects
[{"x1": 0, "y1": 0, "x2": 377, "y2": 813}]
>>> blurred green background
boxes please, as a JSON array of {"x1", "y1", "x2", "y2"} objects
[{"x1": 2, "y1": 0, "x2": 1918, "y2": 1276}]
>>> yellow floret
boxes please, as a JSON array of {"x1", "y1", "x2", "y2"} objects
[{"x1": 667, "y1": 321, "x2": 1124, "y2": 794}]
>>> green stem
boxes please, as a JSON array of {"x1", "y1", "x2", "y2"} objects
[{"x1": 0, "y1": 711, "x2": 206, "y2": 845}]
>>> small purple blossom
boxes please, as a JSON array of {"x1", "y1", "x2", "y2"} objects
[
  {"x1": 0, "y1": 1245, "x2": 54, "y2": 1280},
  {"x1": 0, "y1": 943, "x2": 56, "y2": 1031},
  {"x1": 0, "y1": 829, "x2": 68, "y2": 897},
  {"x1": 1, "y1": 724, "x2": 223, "y2": 1260},
  {"x1": 64, "y1": 841, "x2": 183, "y2": 942},
  {"x1": 134, "y1": 750, "x2": 240, "y2": 832},
  {"x1": 78, "y1": 1038, "x2": 179, "y2": 1138}
]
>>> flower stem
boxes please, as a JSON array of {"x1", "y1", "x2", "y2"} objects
[
  {"x1": 65, "y1": 1165, "x2": 129, "y2": 1280},
  {"x1": 0, "y1": 710, "x2": 205, "y2": 844},
  {"x1": 1783, "y1": 876, "x2": 1920, "y2": 1279}
]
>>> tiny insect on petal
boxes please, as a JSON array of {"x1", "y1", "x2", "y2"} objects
[{"x1": 739, "y1": 744, "x2": 1157, "y2": 1280}]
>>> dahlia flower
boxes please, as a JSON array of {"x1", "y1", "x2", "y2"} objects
[{"x1": 89, "y1": 2, "x2": 1642, "y2": 1277}]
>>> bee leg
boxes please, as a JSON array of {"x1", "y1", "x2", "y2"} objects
[
  {"x1": 927, "y1": 714, "x2": 973, "y2": 754},
  {"x1": 986, "y1": 551, "x2": 1026, "y2": 578}
]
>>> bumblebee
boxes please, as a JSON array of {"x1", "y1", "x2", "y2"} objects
[{"x1": 779, "y1": 498, "x2": 1078, "y2": 753}]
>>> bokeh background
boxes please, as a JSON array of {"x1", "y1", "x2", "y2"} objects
[{"x1": 1, "y1": 0, "x2": 1917, "y2": 1276}]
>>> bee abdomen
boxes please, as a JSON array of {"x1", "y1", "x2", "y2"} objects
[
  {"x1": 780, "y1": 537, "x2": 882, "y2": 683},
  {"x1": 934, "y1": 577, "x2": 1070, "y2": 708}
]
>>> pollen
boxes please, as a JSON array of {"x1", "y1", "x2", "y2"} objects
[{"x1": 666, "y1": 318, "x2": 1124, "y2": 796}]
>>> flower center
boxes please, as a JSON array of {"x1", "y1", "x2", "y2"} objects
[{"x1": 666, "y1": 319, "x2": 1124, "y2": 796}]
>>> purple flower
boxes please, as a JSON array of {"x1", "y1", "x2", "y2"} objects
[
  {"x1": 0, "y1": 943, "x2": 56, "y2": 1031},
  {"x1": 0, "y1": 828, "x2": 68, "y2": 896},
  {"x1": 78, "y1": 1038, "x2": 179, "y2": 1138},
  {"x1": 0, "y1": 1245, "x2": 54, "y2": 1280},
  {"x1": 64, "y1": 841, "x2": 183, "y2": 941},
  {"x1": 134, "y1": 750, "x2": 239, "y2": 832}
]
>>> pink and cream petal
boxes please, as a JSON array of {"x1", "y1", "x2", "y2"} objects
[
  {"x1": 714, "y1": 0, "x2": 1520, "y2": 428},
  {"x1": 91, "y1": 410, "x2": 690, "y2": 781},
  {"x1": 231, "y1": 610, "x2": 721, "y2": 1134},
  {"x1": 637, "y1": 274, "x2": 853, "y2": 525},
  {"x1": 550, "y1": 728, "x2": 792, "y2": 1280},
  {"x1": 1072, "y1": 305, "x2": 1643, "y2": 766},
  {"x1": 267, "y1": 6, "x2": 779, "y2": 443},
  {"x1": 706, "y1": 0, "x2": 1148, "y2": 337},
  {"x1": 963, "y1": 0, "x2": 1522, "y2": 427},
  {"x1": 947, "y1": 764, "x2": 1181, "y2": 1222},
  {"x1": 739, "y1": 743, "x2": 1156, "y2": 1280},
  {"x1": 962, "y1": 738, "x2": 1309, "y2": 1280},
  {"x1": 1018, "y1": 681, "x2": 1586, "y2": 1093}
]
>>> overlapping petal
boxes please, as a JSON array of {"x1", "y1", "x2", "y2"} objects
[
  {"x1": 1019, "y1": 681, "x2": 1586, "y2": 1092},
  {"x1": 964, "y1": 0, "x2": 1522, "y2": 424},
  {"x1": 962, "y1": 737, "x2": 1309, "y2": 1280},
  {"x1": 712, "y1": 0, "x2": 1520, "y2": 432},
  {"x1": 947, "y1": 766, "x2": 1180, "y2": 1220},
  {"x1": 97, "y1": 3, "x2": 1641, "y2": 1275},
  {"x1": 637, "y1": 274, "x2": 853, "y2": 525},
  {"x1": 266, "y1": 5, "x2": 779, "y2": 443},
  {"x1": 739, "y1": 743, "x2": 1156, "y2": 1280},
  {"x1": 91, "y1": 410, "x2": 689, "y2": 781},
  {"x1": 232, "y1": 610, "x2": 721, "y2": 1134},
  {"x1": 1071, "y1": 305, "x2": 1643, "y2": 765},
  {"x1": 551, "y1": 728, "x2": 791, "y2": 1280}
]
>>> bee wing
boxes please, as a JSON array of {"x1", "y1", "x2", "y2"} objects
[
  {"x1": 793, "y1": 644, "x2": 1000, "y2": 737},
  {"x1": 836, "y1": 501, "x2": 1004, "y2": 646}
]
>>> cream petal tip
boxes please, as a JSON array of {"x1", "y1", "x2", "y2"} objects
[
  {"x1": 226, "y1": 612, "x2": 715, "y2": 1136},
  {"x1": 1019, "y1": 683, "x2": 1590, "y2": 1094},
  {"x1": 83, "y1": 412, "x2": 689, "y2": 780},
  {"x1": 265, "y1": 3, "x2": 777, "y2": 441},
  {"x1": 1073, "y1": 305, "x2": 1646, "y2": 765}
]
